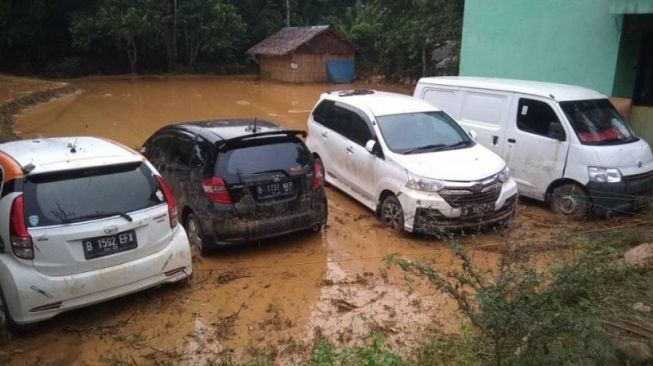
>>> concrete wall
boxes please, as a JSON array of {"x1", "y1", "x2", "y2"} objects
[{"x1": 460, "y1": 0, "x2": 622, "y2": 95}]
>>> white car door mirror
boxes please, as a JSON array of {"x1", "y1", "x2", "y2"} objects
[
  {"x1": 468, "y1": 130, "x2": 478, "y2": 141},
  {"x1": 365, "y1": 139, "x2": 376, "y2": 154}
]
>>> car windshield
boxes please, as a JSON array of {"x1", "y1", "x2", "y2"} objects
[
  {"x1": 559, "y1": 98, "x2": 638, "y2": 145},
  {"x1": 23, "y1": 162, "x2": 163, "y2": 227},
  {"x1": 376, "y1": 111, "x2": 473, "y2": 154}
]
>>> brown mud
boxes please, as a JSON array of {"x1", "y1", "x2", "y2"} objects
[{"x1": 0, "y1": 76, "x2": 651, "y2": 365}]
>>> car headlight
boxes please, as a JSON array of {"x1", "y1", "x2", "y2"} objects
[
  {"x1": 406, "y1": 171, "x2": 445, "y2": 192},
  {"x1": 497, "y1": 166, "x2": 510, "y2": 183},
  {"x1": 588, "y1": 167, "x2": 621, "y2": 183}
]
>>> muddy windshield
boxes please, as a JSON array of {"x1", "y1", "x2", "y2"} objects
[
  {"x1": 560, "y1": 98, "x2": 638, "y2": 145},
  {"x1": 376, "y1": 111, "x2": 473, "y2": 154},
  {"x1": 23, "y1": 162, "x2": 163, "y2": 227}
]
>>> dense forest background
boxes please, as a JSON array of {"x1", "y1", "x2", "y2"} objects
[{"x1": 0, "y1": 0, "x2": 463, "y2": 80}]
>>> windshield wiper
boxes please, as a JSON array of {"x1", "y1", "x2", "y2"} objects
[
  {"x1": 62, "y1": 211, "x2": 133, "y2": 224},
  {"x1": 446, "y1": 140, "x2": 472, "y2": 149},
  {"x1": 404, "y1": 144, "x2": 447, "y2": 155}
]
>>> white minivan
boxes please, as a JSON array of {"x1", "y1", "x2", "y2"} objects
[
  {"x1": 414, "y1": 77, "x2": 653, "y2": 217},
  {"x1": 306, "y1": 90, "x2": 518, "y2": 234}
]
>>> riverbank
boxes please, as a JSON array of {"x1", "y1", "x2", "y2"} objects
[{"x1": 0, "y1": 75, "x2": 77, "y2": 142}]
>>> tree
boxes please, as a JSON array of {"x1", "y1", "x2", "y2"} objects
[
  {"x1": 71, "y1": 0, "x2": 152, "y2": 73},
  {"x1": 179, "y1": 0, "x2": 245, "y2": 69}
]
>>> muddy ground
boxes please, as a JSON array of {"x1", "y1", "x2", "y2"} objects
[{"x1": 1, "y1": 76, "x2": 652, "y2": 365}]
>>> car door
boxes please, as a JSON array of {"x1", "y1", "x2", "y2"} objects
[
  {"x1": 503, "y1": 95, "x2": 570, "y2": 200},
  {"x1": 335, "y1": 104, "x2": 379, "y2": 203},
  {"x1": 314, "y1": 101, "x2": 349, "y2": 185},
  {"x1": 165, "y1": 132, "x2": 195, "y2": 208}
]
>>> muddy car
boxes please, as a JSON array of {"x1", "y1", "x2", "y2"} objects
[
  {"x1": 0, "y1": 137, "x2": 191, "y2": 332},
  {"x1": 141, "y1": 119, "x2": 328, "y2": 254}
]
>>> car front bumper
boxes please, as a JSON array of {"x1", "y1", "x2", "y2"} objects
[
  {"x1": 586, "y1": 170, "x2": 653, "y2": 214},
  {"x1": 1, "y1": 226, "x2": 192, "y2": 325},
  {"x1": 399, "y1": 178, "x2": 518, "y2": 233}
]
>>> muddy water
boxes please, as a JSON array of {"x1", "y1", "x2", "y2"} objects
[{"x1": 2, "y1": 76, "x2": 643, "y2": 365}]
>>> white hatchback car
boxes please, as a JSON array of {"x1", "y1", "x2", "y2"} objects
[
  {"x1": 306, "y1": 90, "x2": 519, "y2": 234},
  {"x1": 0, "y1": 137, "x2": 192, "y2": 331}
]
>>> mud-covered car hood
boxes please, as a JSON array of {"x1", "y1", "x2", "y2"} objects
[{"x1": 390, "y1": 143, "x2": 506, "y2": 181}]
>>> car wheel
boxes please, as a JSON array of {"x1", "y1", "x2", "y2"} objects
[
  {"x1": 0, "y1": 289, "x2": 33, "y2": 334},
  {"x1": 380, "y1": 195, "x2": 405, "y2": 233},
  {"x1": 551, "y1": 184, "x2": 590, "y2": 219},
  {"x1": 185, "y1": 213, "x2": 207, "y2": 257}
]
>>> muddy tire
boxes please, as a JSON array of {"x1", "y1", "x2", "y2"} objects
[
  {"x1": 0, "y1": 288, "x2": 34, "y2": 334},
  {"x1": 550, "y1": 183, "x2": 590, "y2": 219},
  {"x1": 185, "y1": 212, "x2": 208, "y2": 257},
  {"x1": 380, "y1": 195, "x2": 405, "y2": 233}
]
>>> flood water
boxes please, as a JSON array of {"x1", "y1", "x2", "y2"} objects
[{"x1": 1, "y1": 76, "x2": 628, "y2": 365}]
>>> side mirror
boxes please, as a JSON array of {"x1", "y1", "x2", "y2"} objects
[
  {"x1": 365, "y1": 139, "x2": 376, "y2": 154},
  {"x1": 468, "y1": 130, "x2": 478, "y2": 141},
  {"x1": 547, "y1": 122, "x2": 566, "y2": 141}
]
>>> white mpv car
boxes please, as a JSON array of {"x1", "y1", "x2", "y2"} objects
[
  {"x1": 306, "y1": 90, "x2": 518, "y2": 234},
  {"x1": 0, "y1": 137, "x2": 192, "y2": 331}
]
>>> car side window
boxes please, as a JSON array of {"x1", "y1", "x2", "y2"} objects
[
  {"x1": 150, "y1": 134, "x2": 174, "y2": 162},
  {"x1": 169, "y1": 133, "x2": 195, "y2": 167},
  {"x1": 332, "y1": 105, "x2": 373, "y2": 146},
  {"x1": 190, "y1": 137, "x2": 213, "y2": 174},
  {"x1": 517, "y1": 98, "x2": 563, "y2": 138}
]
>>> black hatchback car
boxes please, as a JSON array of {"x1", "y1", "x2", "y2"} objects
[{"x1": 141, "y1": 119, "x2": 327, "y2": 254}]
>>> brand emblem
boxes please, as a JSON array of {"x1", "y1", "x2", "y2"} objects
[
  {"x1": 104, "y1": 226, "x2": 119, "y2": 235},
  {"x1": 638, "y1": 160, "x2": 643, "y2": 168},
  {"x1": 272, "y1": 174, "x2": 281, "y2": 182},
  {"x1": 471, "y1": 183, "x2": 484, "y2": 193}
]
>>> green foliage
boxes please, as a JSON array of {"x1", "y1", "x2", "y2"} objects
[
  {"x1": 388, "y1": 240, "x2": 622, "y2": 366},
  {"x1": 304, "y1": 333, "x2": 405, "y2": 366}
]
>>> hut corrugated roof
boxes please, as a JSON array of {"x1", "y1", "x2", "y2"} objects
[{"x1": 247, "y1": 25, "x2": 354, "y2": 56}]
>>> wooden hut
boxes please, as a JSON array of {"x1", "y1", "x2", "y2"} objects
[{"x1": 247, "y1": 25, "x2": 356, "y2": 83}]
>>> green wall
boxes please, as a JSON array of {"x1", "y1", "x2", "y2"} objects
[{"x1": 460, "y1": 0, "x2": 623, "y2": 95}]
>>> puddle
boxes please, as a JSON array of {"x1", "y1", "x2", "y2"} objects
[{"x1": 1, "y1": 75, "x2": 650, "y2": 364}]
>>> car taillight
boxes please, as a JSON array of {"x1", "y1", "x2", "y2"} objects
[
  {"x1": 202, "y1": 177, "x2": 232, "y2": 204},
  {"x1": 10, "y1": 195, "x2": 34, "y2": 259},
  {"x1": 155, "y1": 175, "x2": 178, "y2": 228},
  {"x1": 312, "y1": 160, "x2": 324, "y2": 191}
]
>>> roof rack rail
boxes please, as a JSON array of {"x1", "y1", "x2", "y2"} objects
[
  {"x1": 327, "y1": 89, "x2": 375, "y2": 97},
  {"x1": 216, "y1": 130, "x2": 307, "y2": 150}
]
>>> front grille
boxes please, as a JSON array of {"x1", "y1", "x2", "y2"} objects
[
  {"x1": 439, "y1": 182, "x2": 501, "y2": 208},
  {"x1": 624, "y1": 170, "x2": 653, "y2": 195}
]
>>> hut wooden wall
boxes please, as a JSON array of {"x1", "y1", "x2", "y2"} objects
[{"x1": 259, "y1": 52, "x2": 353, "y2": 83}]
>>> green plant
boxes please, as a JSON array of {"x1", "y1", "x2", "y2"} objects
[
  {"x1": 388, "y1": 241, "x2": 617, "y2": 366},
  {"x1": 305, "y1": 333, "x2": 405, "y2": 366}
]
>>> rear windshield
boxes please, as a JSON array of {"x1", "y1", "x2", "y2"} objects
[
  {"x1": 216, "y1": 137, "x2": 312, "y2": 179},
  {"x1": 23, "y1": 162, "x2": 164, "y2": 227}
]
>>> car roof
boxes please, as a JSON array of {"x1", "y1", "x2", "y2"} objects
[
  {"x1": 417, "y1": 76, "x2": 606, "y2": 102},
  {"x1": 167, "y1": 119, "x2": 286, "y2": 142},
  {"x1": 0, "y1": 136, "x2": 142, "y2": 176},
  {"x1": 321, "y1": 90, "x2": 440, "y2": 117}
]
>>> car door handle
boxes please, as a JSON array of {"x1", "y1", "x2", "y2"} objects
[
  {"x1": 492, "y1": 135, "x2": 499, "y2": 145},
  {"x1": 346, "y1": 146, "x2": 354, "y2": 153},
  {"x1": 507, "y1": 138, "x2": 516, "y2": 143},
  {"x1": 321, "y1": 132, "x2": 328, "y2": 138}
]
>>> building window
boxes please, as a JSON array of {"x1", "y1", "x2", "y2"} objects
[{"x1": 634, "y1": 32, "x2": 653, "y2": 106}]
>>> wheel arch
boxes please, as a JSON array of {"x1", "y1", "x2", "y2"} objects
[
  {"x1": 375, "y1": 189, "x2": 396, "y2": 216},
  {"x1": 545, "y1": 178, "x2": 590, "y2": 203}
]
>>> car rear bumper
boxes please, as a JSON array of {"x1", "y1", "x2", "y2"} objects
[
  {"x1": 202, "y1": 194, "x2": 328, "y2": 245},
  {"x1": 399, "y1": 178, "x2": 518, "y2": 233},
  {"x1": 0, "y1": 226, "x2": 192, "y2": 325},
  {"x1": 586, "y1": 170, "x2": 653, "y2": 215}
]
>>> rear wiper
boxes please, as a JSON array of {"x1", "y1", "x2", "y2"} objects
[
  {"x1": 404, "y1": 144, "x2": 447, "y2": 154},
  {"x1": 62, "y1": 211, "x2": 133, "y2": 224}
]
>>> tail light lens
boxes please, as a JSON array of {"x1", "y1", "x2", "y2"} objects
[
  {"x1": 10, "y1": 195, "x2": 34, "y2": 259},
  {"x1": 155, "y1": 175, "x2": 178, "y2": 228},
  {"x1": 202, "y1": 177, "x2": 232, "y2": 204},
  {"x1": 312, "y1": 160, "x2": 324, "y2": 191}
]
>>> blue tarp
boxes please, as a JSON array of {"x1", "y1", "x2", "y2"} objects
[{"x1": 326, "y1": 60, "x2": 355, "y2": 84}]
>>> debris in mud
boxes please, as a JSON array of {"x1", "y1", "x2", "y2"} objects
[
  {"x1": 212, "y1": 303, "x2": 246, "y2": 339},
  {"x1": 215, "y1": 270, "x2": 251, "y2": 285},
  {"x1": 331, "y1": 298, "x2": 358, "y2": 313},
  {"x1": 258, "y1": 303, "x2": 293, "y2": 331}
]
